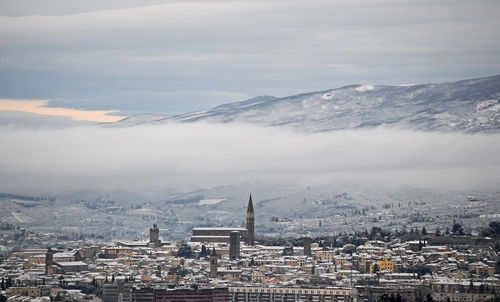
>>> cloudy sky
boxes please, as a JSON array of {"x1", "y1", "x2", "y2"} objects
[{"x1": 1, "y1": 0, "x2": 500, "y2": 121}]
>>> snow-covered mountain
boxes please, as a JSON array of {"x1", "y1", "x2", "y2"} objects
[
  {"x1": 101, "y1": 113, "x2": 169, "y2": 127},
  {"x1": 110, "y1": 75, "x2": 500, "y2": 132}
]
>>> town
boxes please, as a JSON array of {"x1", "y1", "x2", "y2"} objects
[{"x1": 0, "y1": 195, "x2": 499, "y2": 302}]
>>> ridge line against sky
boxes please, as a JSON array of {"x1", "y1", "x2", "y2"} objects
[
  {"x1": 1, "y1": 0, "x2": 500, "y2": 118},
  {"x1": 0, "y1": 73, "x2": 499, "y2": 123}
]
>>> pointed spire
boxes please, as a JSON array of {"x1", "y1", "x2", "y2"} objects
[{"x1": 247, "y1": 194, "x2": 254, "y2": 213}]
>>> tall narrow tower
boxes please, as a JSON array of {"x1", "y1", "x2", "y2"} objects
[
  {"x1": 246, "y1": 194, "x2": 255, "y2": 246},
  {"x1": 209, "y1": 247, "x2": 218, "y2": 278},
  {"x1": 229, "y1": 231, "x2": 240, "y2": 259},
  {"x1": 45, "y1": 247, "x2": 54, "y2": 275},
  {"x1": 149, "y1": 224, "x2": 160, "y2": 247}
]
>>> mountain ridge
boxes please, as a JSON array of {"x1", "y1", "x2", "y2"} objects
[{"x1": 107, "y1": 74, "x2": 500, "y2": 133}]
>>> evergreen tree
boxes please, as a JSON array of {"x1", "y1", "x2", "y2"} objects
[
  {"x1": 452, "y1": 223, "x2": 464, "y2": 235},
  {"x1": 422, "y1": 226, "x2": 427, "y2": 235},
  {"x1": 489, "y1": 221, "x2": 500, "y2": 235},
  {"x1": 5, "y1": 278, "x2": 11, "y2": 289},
  {"x1": 200, "y1": 245, "x2": 208, "y2": 257},
  {"x1": 395, "y1": 293, "x2": 402, "y2": 302},
  {"x1": 177, "y1": 242, "x2": 195, "y2": 258}
]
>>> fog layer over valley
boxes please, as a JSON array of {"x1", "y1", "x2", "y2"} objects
[
  {"x1": 0, "y1": 123, "x2": 499, "y2": 241},
  {"x1": 1, "y1": 124, "x2": 499, "y2": 194}
]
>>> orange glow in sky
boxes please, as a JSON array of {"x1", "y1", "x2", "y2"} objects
[{"x1": 0, "y1": 99, "x2": 124, "y2": 122}]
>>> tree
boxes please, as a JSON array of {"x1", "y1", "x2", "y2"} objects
[
  {"x1": 168, "y1": 265, "x2": 190, "y2": 277},
  {"x1": 489, "y1": 221, "x2": 500, "y2": 235},
  {"x1": 425, "y1": 294, "x2": 434, "y2": 302},
  {"x1": 200, "y1": 245, "x2": 208, "y2": 257},
  {"x1": 5, "y1": 278, "x2": 12, "y2": 289},
  {"x1": 177, "y1": 242, "x2": 194, "y2": 258},
  {"x1": 395, "y1": 293, "x2": 402, "y2": 302},
  {"x1": 371, "y1": 226, "x2": 382, "y2": 239},
  {"x1": 343, "y1": 245, "x2": 356, "y2": 254},
  {"x1": 422, "y1": 226, "x2": 427, "y2": 236},
  {"x1": 435, "y1": 227, "x2": 441, "y2": 237},
  {"x1": 452, "y1": 223, "x2": 464, "y2": 235}
]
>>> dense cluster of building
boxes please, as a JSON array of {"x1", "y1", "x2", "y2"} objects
[{"x1": 0, "y1": 195, "x2": 498, "y2": 302}]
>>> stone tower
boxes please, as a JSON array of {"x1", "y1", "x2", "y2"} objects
[
  {"x1": 229, "y1": 231, "x2": 240, "y2": 259},
  {"x1": 45, "y1": 247, "x2": 54, "y2": 275},
  {"x1": 149, "y1": 224, "x2": 160, "y2": 247},
  {"x1": 246, "y1": 194, "x2": 255, "y2": 246},
  {"x1": 209, "y1": 247, "x2": 218, "y2": 278},
  {"x1": 303, "y1": 237, "x2": 312, "y2": 257}
]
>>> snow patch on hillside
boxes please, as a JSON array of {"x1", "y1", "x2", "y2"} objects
[
  {"x1": 476, "y1": 99, "x2": 499, "y2": 111},
  {"x1": 198, "y1": 199, "x2": 225, "y2": 205},
  {"x1": 355, "y1": 85, "x2": 375, "y2": 92}
]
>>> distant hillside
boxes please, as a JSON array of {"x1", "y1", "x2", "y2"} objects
[{"x1": 108, "y1": 75, "x2": 500, "y2": 133}]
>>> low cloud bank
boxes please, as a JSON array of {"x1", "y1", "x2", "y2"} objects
[{"x1": 0, "y1": 123, "x2": 499, "y2": 195}]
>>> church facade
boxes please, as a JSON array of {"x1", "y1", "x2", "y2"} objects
[{"x1": 191, "y1": 194, "x2": 255, "y2": 245}]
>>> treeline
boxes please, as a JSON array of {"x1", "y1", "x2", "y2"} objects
[
  {"x1": 257, "y1": 221, "x2": 500, "y2": 251},
  {"x1": 0, "y1": 223, "x2": 18, "y2": 230},
  {"x1": 0, "y1": 192, "x2": 54, "y2": 202}
]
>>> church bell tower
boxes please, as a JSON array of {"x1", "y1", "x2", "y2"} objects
[
  {"x1": 209, "y1": 247, "x2": 218, "y2": 278},
  {"x1": 246, "y1": 194, "x2": 255, "y2": 246}
]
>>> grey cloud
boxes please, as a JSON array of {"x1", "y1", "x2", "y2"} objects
[
  {"x1": 1, "y1": 0, "x2": 499, "y2": 113},
  {"x1": 0, "y1": 0, "x2": 182, "y2": 17}
]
